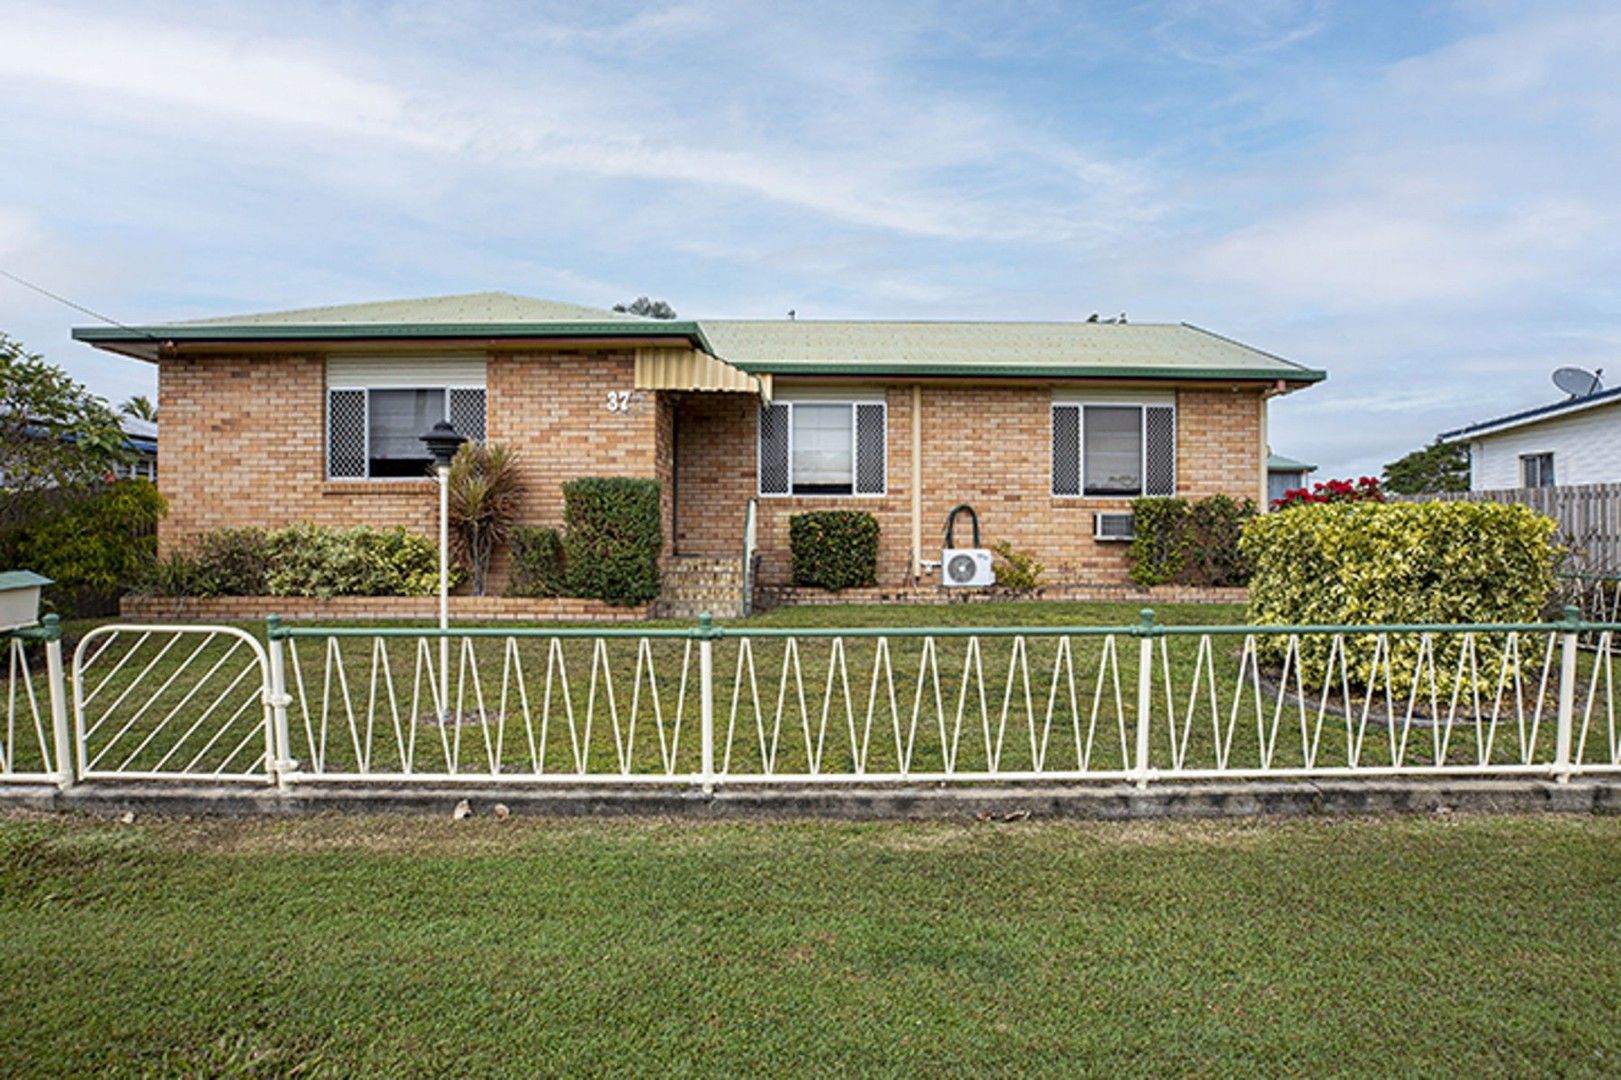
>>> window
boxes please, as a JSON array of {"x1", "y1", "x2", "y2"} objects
[
  {"x1": 758, "y1": 400, "x2": 887, "y2": 496},
  {"x1": 1520, "y1": 452, "x2": 1555, "y2": 488},
  {"x1": 1051, "y1": 402, "x2": 1176, "y2": 498},
  {"x1": 327, "y1": 386, "x2": 487, "y2": 479}
]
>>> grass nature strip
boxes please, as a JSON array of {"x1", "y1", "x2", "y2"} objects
[{"x1": 0, "y1": 812, "x2": 1617, "y2": 1077}]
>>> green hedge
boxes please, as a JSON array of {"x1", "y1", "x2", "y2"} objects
[
  {"x1": 1240, "y1": 500, "x2": 1560, "y2": 693},
  {"x1": 1129, "y1": 495, "x2": 1255, "y2": 587},
  {"x1": 1, "y1": 480, "x2": 165, "y2": 616},
  {"x1": 139, "y1": 524, "x2": 446, "y2": 599},
  {"x1": 562, "y1": 478, "x2": 662, "y2": 606},
  {"x1": 506, "y1": 526, "x2": 565, "y2": 598},
  {"x1": 790, "y1": 511, "x2": 878, "y2": 590}
]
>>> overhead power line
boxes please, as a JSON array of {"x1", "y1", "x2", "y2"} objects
[{"x1": 0, "y1": 267, "x2": 161, "y2": 341}]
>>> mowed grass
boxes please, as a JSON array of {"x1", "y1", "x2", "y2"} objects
[{"x1": 0, "y1": 811, "x2": 1617, "y2": 1076}]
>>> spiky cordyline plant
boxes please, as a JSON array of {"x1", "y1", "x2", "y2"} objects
[{"x1": 447, "y1": 442, "x2": 524, "y2": 596}]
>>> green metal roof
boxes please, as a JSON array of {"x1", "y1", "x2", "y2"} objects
[
  {"x1": 0, "y1": 571, "x2": 52, "y2": 590},
  {"x1": 700, "y1": 320, "x2": 1323, "y2": 382},
  {"x1": 73, "y1": 292, "x2": 710, "y2": 360},
  {"x1": 73, "y1": 292, "x2": 1324, "y2": 384},
  {"x1": 167, "y1": 292, "x2": 657, "y2": 328},
  {"x1": 1267, "y1": 453, "x2": 1317, "y2": 473}
]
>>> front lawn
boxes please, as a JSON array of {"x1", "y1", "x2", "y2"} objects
[{"x1": 0, "y1": 812, "x2": 1616, "y2": 1075}]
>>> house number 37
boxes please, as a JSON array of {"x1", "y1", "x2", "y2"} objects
[{"x1": 605, "y1": 390, "x2": 640, "y2": 413}]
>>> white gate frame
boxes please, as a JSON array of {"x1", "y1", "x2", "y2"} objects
[{"x1": 71, "y1": 624, "x2": 278, "y2": 784}]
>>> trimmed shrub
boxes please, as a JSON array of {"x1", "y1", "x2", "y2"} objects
[
  {"x1": 263, "y1": 525, "x2": 443, "y2": 598},
  {"x1": 506, "y1": 526, "x2": 566, "y2": 598},
  {"x1": 790, "y1": 511, "x2": 878, "y2": 590},
  {"x1": 562, "y1": 478, "x2": 662, "y2": 606},
  {"x1": 1183, "y1": 495, "x2": 1255, "y2": 587},
  {"x1": 1129, "y1": 495, "x2": 1256, "y2": 587},
  {"x1": 1127, "y1": 498, "x2": 1190, "y2": 587},
  {"x1": 135, "y1": 524, "x2": 452, "y2": 599},
  {"x1": 991, "y1": 540, "x2": 1044, "y2": 594},
  {"x1": 4, "y1": 480, "x2": 165, "y2": 615},
  {"x1": 1241, "y1": 500, "x2": 1560, "y2": 695},
  {"x1": 189, "y1": 527, "x2": 271, "y2": 596}
]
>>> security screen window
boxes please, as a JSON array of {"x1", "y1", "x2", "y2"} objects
[
  {"x1": 1051, "y1": 401, "x2": 1176, "y2": 498},
  {"x1": 326, "y1": 386, "x2": 487, "y2": 480},
  {"x1": 757, "y1": 400, "x2": 887, "y2": 496}
]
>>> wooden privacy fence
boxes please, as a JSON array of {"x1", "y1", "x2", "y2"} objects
[{"x1": 1398, "y1": 483, "x2": 1621, "y2": 573}]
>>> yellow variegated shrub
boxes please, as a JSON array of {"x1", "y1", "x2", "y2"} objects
[{"x1": 1240, "y1": 501, "x2": 1561, "y2": 697}]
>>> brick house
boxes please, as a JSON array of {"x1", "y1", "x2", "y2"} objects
[{"x1": 75, "y1": 293, "x2": 1324, "y2": 612}]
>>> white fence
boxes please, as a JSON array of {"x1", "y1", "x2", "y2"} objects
[{"x1": 4, "y1": 611, "x2": 1616, "y2": 792}]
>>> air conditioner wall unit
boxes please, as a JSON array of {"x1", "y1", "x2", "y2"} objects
[
  {"x1": 1094, "y1": 512, "x2": 1134, "y2": 541},
  {"x1": 942, "y1": 548, "x2": 994, "y2": 587},
  {"x1": 941, "y1": 503, "x2": 995, "y2": 588}
]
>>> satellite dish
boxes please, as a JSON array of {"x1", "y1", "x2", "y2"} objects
[{"x1": 1552, "y1": 366, "x2": 1604, "y2": 398}]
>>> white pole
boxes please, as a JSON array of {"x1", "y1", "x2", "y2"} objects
[
  {"x1": 1134, "y1": 609, "x2": 1154, "y2": 789},
  {"x1": 41, "y1": 615, "x2": 73, "y2": 790},
  {"x1": 1555, "y1": 606, "x2": 1579, "y2": 783},
  {"x1": 439, "y1": 463, "x2": 451, "y2": 723},
  {"x1": 699, "y1": 613, "x2": 715, "y2": 795}
]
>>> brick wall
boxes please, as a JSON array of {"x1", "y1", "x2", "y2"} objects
[
  {"x1": 158, "y1": 350, "x2": 661, "y2": 592},
  {"x1": 121, "y1": 595, "x2": 653, "y2": 623},
  {"x1": 675, "y1": 382, "x2": 1264, "y2": 587}
]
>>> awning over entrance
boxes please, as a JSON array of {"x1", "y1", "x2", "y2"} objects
[{"x1": 634, "y1": 347, "x2": 771, "y2": 401}]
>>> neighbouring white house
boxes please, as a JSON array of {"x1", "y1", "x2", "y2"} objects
[{"x1": 1441, "y1": 386, "x2": 1621, "y2": 491}]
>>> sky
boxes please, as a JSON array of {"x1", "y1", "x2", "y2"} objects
[{"x1": 1, "y1": 0, "x2": 1617, "y2": 478}]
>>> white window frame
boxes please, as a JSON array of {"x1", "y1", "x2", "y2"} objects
[
  {"x1": 757, "y1": 398, "x2": 888, "y2": 498},
  {"x1": 1519, "y1": 451, "x2": 1555, "y2": 489},
  {"x1": 326, "y1": 384, "x2": 486, "y2": 481},
  {"x1": 1051, "y1": 397, "x2": 1177, "y2": 499}
]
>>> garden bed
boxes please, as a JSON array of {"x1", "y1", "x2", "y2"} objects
[
  {"x1": 120, "y1": 595, "x2": 652, "y2": 623},
  {"x1": 756, "y1": 582, "x2": 1247, "y2": 609}
]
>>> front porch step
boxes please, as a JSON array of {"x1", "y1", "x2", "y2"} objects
[{"x1": 656, "y1": 555, "x2": 747, "y2": 619}]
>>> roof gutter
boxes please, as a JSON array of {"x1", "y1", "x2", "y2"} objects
[
  {"x1": 728, "y1": 362, "x2": 1326, "y2": 383},
  {"x1": 72, "y1": 320, "x2": 719, "y2": 361}
]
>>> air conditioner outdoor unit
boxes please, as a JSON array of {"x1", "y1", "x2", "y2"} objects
[
  {"x1": 1094, "y1": 512, "x2": 1134, "y2": 541},
  {"x1": 941, "y1": 504, "x2": 995, "y2": 588}
]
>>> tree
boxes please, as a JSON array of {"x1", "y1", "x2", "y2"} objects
[
  {"x1": 121, "y1": 394, "x2": 157, "y2": 422},
  {"x1": 1381, "y1": 439, "x2": 1469, "y2": 495},
  {"x1": 1, "y1": 334, "x2": 128, "y2": 523},
  {"x1": 612, "y1": 297, "x2": 677, "y2": 319}
]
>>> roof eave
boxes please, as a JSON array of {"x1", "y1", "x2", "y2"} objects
[
  {"x1": 73, "y1": 320, "x2": 716, "y2": 360},
  {"x1": 731, "y1": 362, "x2": 1327, "y2": 383}
]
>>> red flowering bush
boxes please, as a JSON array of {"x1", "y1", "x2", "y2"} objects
[{"x1": 1270, "y1": 475, "x2": 1384, "y2": 510}]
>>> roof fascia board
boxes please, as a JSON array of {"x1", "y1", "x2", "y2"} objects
[
  {"x1": 1441, "y1": 393, "x2": 1621, "y2": 442},
  {"x1": 734, "y1": 362, "x2": 1324, "y2": 382}
]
